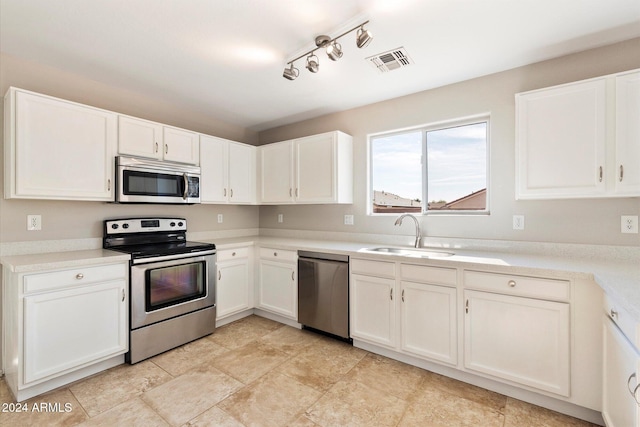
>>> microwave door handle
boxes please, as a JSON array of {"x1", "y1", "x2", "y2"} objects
[{"x1": 182, "y1": 173, "x2": 188, "y2": 200}]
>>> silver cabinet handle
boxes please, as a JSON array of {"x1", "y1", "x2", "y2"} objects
[
  {"x1": 508, "y1": 280, "x2": 516, "y2": 287},
  {"x1": 390, "y1": 288, "x2": 393, "y2": 300},
  {"x1": 122, "y1": 289, "x2": 125, "y2": 302},
  {"x1": 273, "y1": 252, "x2": 278, "y2": 257},
  {"x1": 75, "y1": 273, "x2": 84, "y2": 280},
  {"x1": 465, "y1": 299, "x2": 469, "y2": 313},
  {"x1": 155, "y1": 142, "x2": 159, "y2": 153},
  {"x1": 610, "y1": 309, "x2": 618, "y2": 320},
  {"x1": 107, "y1": 179, "x2": 111, "y2": 191},
  {"x1": 291, "y1": 271, "x2": 295, "y2": 281},
  {"x1": 401, "y1": 289, "x2": 405, "y2": 302},
  {"x1": 295, "y1": 188, "x2": 299, "y2": 197},
  {"x1": 223, "y1": 188, "x2": 227, "y2": 197},
  {"x1": 232, "y1": 252, "x2": 236, "y2": 256},
  {"x1": 165, "y1": 144, "x2": 168, "y2": 155},
  {"x1": 230, "y1": 188, "x2": 233, "y2": 198},
  {"x1": 628, "y1": 373, "x2": 639, "y2": 401},
  {"x1": 620, "y1": 165, "x2": 624, "y2": 182},
  {"x1": 289, "y1": 188, "x2": 292, "y2": 197},
  {"x1": 218, "y1": 270, "x2": 221, "y2": 280},
  {"x1": 599, "y1": 166, "x2": 603, "y2": 182}
]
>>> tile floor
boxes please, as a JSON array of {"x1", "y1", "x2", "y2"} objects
[{"x1": 0, "y1": 315, "x2": 598, "y2": 427}]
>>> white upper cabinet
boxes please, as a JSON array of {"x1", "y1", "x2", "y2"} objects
[
  {"x1": 200, "y1": 135, "x2": 255, "y2": 204},
  {"x1": 615, "y1": 70, "x2": 640, "y2": 195},
  {"x1": 260, "y1": 131, "x2": 353, "y2": 204},
  {"x1": 516, "y1": 68, "x2": 640, "y2": 199},
  {"x1": 118, "y1": 115, "x2": 199, "y2": 165},
  {"x1": 118, "y1": 115, "x2": 163, "y2": 160},
  {"x1": 4, "y1": 88, "x2": 117, "y2": 201}
]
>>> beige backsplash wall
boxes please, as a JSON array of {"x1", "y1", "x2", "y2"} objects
[
  {"x1": 258, "y1": 38, "x2": 640, "y2": 247},
  {"x1": 0, "y1": 53, "x2": 259, "y2": 244}
]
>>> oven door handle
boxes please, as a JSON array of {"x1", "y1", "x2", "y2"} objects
[
  {"x1": 183, "y1": 173, "x2": 188, "y2": 200},
  {"x1": 131, "y1": 249, "x2": 217, "y2": 264}
]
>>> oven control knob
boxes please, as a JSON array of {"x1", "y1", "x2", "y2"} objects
[
  {"x1": 111, "y1": 224, "x2": 119, "y2": 230},
  {"x1": 122, "y1": 223, "x2": 129, "y2": 229},
  {"x1": 178, "y1": 221, "x2": 184, "y2": 227},
  {"x1": 170, "y1": 222, "x2": 176, "y2": 227}
]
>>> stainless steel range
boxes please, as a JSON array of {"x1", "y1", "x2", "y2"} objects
[{"x1": 103, "y1": 217, "x2": 216, "y2": 363}]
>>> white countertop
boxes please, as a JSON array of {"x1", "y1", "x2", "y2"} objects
[{"x1": 2, "y1": 236, "x2": 638, "y2": 322}]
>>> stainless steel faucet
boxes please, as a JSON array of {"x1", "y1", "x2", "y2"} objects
[{"x1": 394, "y1": 214, "x2": 422, "y2": 248}]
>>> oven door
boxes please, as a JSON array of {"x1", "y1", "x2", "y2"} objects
[{"x1": 130, "y1": 253, "x2": 215, "y2": 329}]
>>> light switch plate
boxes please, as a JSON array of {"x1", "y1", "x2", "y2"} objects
[
  {"x1": 344, "y1": 215, "x2": 354, "y2": 225},
  {"x1": 27, "y1": 215, "x2": 42, "y2": 231},
  {"x1": 217, "y1": 214, "x2": 223, "y2": 224},
  {"x1": 277, "y1": 214, "x2": 283, "y2": 223},
  {"x1": 621, "y1": 215, "x2": 639, "y2": 234}
]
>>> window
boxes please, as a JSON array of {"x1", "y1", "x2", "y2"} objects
[{"x1": 370, "y1": 117, "x2": 489, "y2": 214}]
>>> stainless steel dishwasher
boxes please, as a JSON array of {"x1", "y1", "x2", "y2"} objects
[{"x1": 297, "y1": 251, "x2": 350, "y2": 340}]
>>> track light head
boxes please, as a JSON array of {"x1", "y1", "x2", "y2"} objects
[
  {"x1": 306, "y1": 54, "x2": 319, "y2": 73},
  {"x1": 326, "y1": 41, "x2": 343, "y2": 61},
  {"x1": 356, "y1": 25, "x2": 373, "y2": 48},
  {"x1": 283, "y1": 63, "x2": 299, "y2": 80}
]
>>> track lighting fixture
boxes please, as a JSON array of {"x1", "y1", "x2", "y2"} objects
[{"x1": 283, "y1": 20, "x2": 372, "y2": 80}]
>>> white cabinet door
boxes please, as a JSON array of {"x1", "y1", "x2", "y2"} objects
[
  {"x1": 258, "y1": 260, "x2": 297, "y2": 319},
  {"x1": 23, "y1": 280, "x2": 127, "y2": 384},
  {"x1": 200, "y1": 135, "x2": 229, "y2": 203},
  {"x1": 228, "y1": 141, "x2": 256, "y2": 204},
  {"x1": 516, "y1": 78, "x2": 607, "y2": 199},
  {"x1": 118, "y1": 115, "x2": 163, "y2": 160},
  {"x1": 259, "y1": 141, "x2": 293, "y2": 203},
  {"x1": 602, "y1": 318, "x2": 640, "y2": 427},
  {"x1": 8, "y1": 89, "x2": 117, "y2": 200},
  {"x1": 350, "y1": 274, "x2": 396, "y2": 348},
  {"x1": 295, "y1": 133, "x2": 337, "y2": 203},
  {"x1": 163, "y1": 126, "x2": 200, "y2": 165},
  {"x1": 216, "y1": 258, "x2": 250, "y2": 320},
  {"x1": 615, "y1": 70, "x2": 640, "y2": 195},
  {"x1": 401, "y1": 281, "x2": 457, "y2": 365},
  {"x1": 464, "y1": 290, "x2": 570, "y2": 396}
]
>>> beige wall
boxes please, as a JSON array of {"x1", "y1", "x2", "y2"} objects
[
  {"x1": 0, "y1": 53, "x2": 259, "y2": 243},
  {"x1": 258, "y1": 38, "x2": 640, "y2": 246}
]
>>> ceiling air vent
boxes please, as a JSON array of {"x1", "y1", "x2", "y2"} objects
[{"x1": 366, "y1": 47, "x2": 413, "y2": 73}]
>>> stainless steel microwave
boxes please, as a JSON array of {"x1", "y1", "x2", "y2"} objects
[{"x1": 115, "y1": 156, "x2": 200, "y2": 204}]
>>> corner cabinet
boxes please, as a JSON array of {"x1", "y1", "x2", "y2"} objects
[
  {"x1": 256, "y1": 248, "x2": 297, "y2": 320},
  {"x1": 118, "y1": 115, "x2": 199, "y2": 165},
  {"x1": 259, "y1": 131, "x2": 353, "y2": 204},
  {"x1": 2, "y1": 260, "x2": 128, "y2": 402},
  {"x1": 200, "y1": 135, "x2": 256, "y2": 204},
  {"x1": 515, "y1": 68, "x2": 640, "y2": 199},
  {"x1": 4, "y1": 87, "x2": 117, "y2": 201}
]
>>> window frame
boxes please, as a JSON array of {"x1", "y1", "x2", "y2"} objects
[{"x1": 368, "y1": 114, "x2": 491, "y2": 216}]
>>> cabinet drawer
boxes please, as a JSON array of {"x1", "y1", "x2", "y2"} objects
[
  {"x1": 24, "y1": 263, "x2": 127, "y2": 294},
  {"x1": 217, "y1": 247, "x2": 250, "y2": 262},
  {"x1": 259, "y1": 247, "x2": 297, "y2": 263},
  {"x1": 400, "y1": 263, "x2": 457, "y2": 287},
  {"x1": 463, "y1": 270, "x2": 570, "y2": 301},
  {"x1": 605, "y1": 293, "x2": 640, "y2": 351},
  {"x1": 351, "y1": 258, "x2": 395, "y2": 279}
]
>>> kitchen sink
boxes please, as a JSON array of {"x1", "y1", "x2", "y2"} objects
[{"x1": 363, "y1": 247, "x2": 454, "y2": 258}]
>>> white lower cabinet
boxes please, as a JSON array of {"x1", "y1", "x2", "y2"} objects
[
  {"x1": 463, "y1": 289, "x2": 570, "y2": 396},
  {"x1": 351, "y1": 273, "x2": 396, "y2": 348},
  {"x1": 216, "y1": 247, "x2": 252, "y2": 320},
  {"x1": 24, "y1": 280, "x2": 127, "y2": 383},
  {"x1": 401, "y1": 281, "x2": 457, "y2": 365},
  {"x1": 257, "y1": 248, "x2": 297, "y2": 320},
  {"x1": 602, "y1": 298, "x2": 640, "y2": 427},
  {"x1": 2, "y1": 260, "x2": 128, "y2": 401}
]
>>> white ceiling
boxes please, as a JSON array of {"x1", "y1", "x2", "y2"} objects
[{"x1": 1, "y1": 0, "x2": 639, "y2": 132}]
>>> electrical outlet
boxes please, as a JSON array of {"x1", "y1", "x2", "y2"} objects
[
  {"x1": 621, "y1": 215, "x2": 639, "y2": 234},
  {"x1": 513, "y1": 215, "x2": 525, "y2": 230},
  {"x1": 27, "y1": 215, "x2": 42, "y2": 231},
  {"x1": 278, "y1": 214, "x2": 284, "y2": 223},
  {"x1": 217, "y1": 214, "x2": 223, "y2": 224},
  {"x1": 344, "y1": 215, "x2": 354, "y2": 225}
]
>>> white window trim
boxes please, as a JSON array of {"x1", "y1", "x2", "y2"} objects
[{"x1": 368, "y1": 114, "x2": 491, "y2": 216}]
